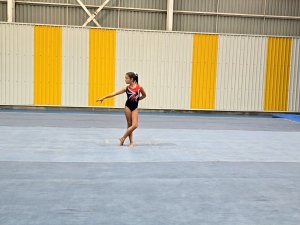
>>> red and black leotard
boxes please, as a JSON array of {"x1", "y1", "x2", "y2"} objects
[{"x1": 125, "y1": 85, "x2": 141, "y2": 111}]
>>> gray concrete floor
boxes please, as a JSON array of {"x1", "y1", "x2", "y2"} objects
[{"x1": 1, "y1": 109, "x2": 300, "y2": 225}]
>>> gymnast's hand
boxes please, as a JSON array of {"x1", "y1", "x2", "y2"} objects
[{"x1": 96, "y1": 98, "x2": 104, "y2": 103}]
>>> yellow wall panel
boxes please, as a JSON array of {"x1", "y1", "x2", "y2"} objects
[
  {"x1": 190, "y1": 34, "x2": 218, "y2": 109},
  {"x1": 89, "y1": 29, "x2": 116, "y2": 107},
  {"x1": 264, "y1": 37, "x2": 292, "y2": 111},
  {"x1": 34, "y1": 26, "x2": 62, "y2": 105}
]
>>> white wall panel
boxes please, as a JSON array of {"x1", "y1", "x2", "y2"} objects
[
  {"x1": 216, "y1": 35, "x2": 267, "y2": 111},
  {"x1": 288, "y1": 38, "x2": 300, "y2": 112},
  {"x1": 62, "y1": 27, "x2": 89, "y2": 106},
  {"x1": 0, "y1": 24, "x2": 33, "y2": 105},
  {"x1": 115, "y1": 30, "x2": 193, "y2": 110}
]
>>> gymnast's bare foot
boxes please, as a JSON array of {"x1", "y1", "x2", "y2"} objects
[
  {"x1": 128, "y1": 143, "x2": 134, "y2": 148},
  {"x1": 119, "y1": 137, "x2": 125, "y2": 146}
]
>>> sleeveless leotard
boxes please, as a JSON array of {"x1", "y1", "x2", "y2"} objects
[{"x1": 125, "y1": 85, "x2": 140, "y2": 111}]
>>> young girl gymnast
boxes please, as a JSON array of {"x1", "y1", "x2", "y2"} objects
[{"x1": 96, "y1": 72, "x2": 146, "y2": 148}]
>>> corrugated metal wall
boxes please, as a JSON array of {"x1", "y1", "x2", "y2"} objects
[
  {"x1": 16, "y1": 4, "x2": 68, "y2": 25},
  {"x1": 115, "y1": 30, "x2": 193, "y2": 110},
  {"x1": 1, "y1": 0, "x2": 299, "y2": 36},
  {"x1": 14, "y1": 0, "x2": 166, "y2": 30},
  {"x1": 173, "y1": 15, "x2": 216, "y2": 33},
  {"x1": 216, "y1": 35, "x2": 267, "y2": 111},
  {"x1": 119, "y1": 11, "x2": 166, "y2": 30},
  {"x1": 88, "y1": 29, "x2": 116, "y2": 107},
  {"x1": 0, "y1": 24, "x2": 33, "y2": 105},
  {"x1": 174, "y1": 0, "x2": 217, "y2": 12},
  {"x1": 190, "y1": 34, "x2": 218, "y2": 110},
  {"x1": 174, "y1": 0, "x2": 300, "y2": 36},
  {"x1": 0, "y1": 3, "x2": 7, "y2": 22},
  {"x1": 119, "y1": 0, "x2": 166, "y2": 9},
  {"x1": 34, "y1": 26, "x2": 62, "y2": 106},
  {"x1": 288, "y1": 38, "x2": 300, "y2": 112},
  {"x1": 217, "y1": 17, "x2": 264, "y2": 35},
  {"x1": 1, "y1": 23, "x2": 300, "y2": 113},
  {"x1": 18, "y1": 0, "x2": 69, "y2": 3},
  {"x1": 264, "y1": 0, "x2": 300, "y2": 36},
  {"x1": 266, "y1": 0, "x2": 300, "y2": 16},
  {"x1": 62, "y1": 27, "x2": 89, "y2": 107},
  {"x1": 264, "y1": 37, "x2": 292, "y2": 111},
  {"x1": 218, "y1": 0, "x2": 264, "y2": 14},
  {"x1": 265, "y1": 19, "x2": 300, "y2": 37}
]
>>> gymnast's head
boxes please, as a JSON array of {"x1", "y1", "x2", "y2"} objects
[{"x1": 125, "y1": 72, "x2": 139, "y2": 84}]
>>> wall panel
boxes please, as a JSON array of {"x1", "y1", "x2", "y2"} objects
[
  {"x1": 115, "y1": 30, "x2": 193, "y2": 110},
  {"x1": 62, "y1": 27, "x2": 89, "y2": 106},
  {"x1": 119, "y1": 11, "x2": 166, "y2": 31},
  {"x1": 173, "y1": 15, "x2": 216, "y2": 33},
  {"x1": 89, "y1": 29, "x2": 116, "y2": 107},
  {"x1": 217, "y1": 17, "x2": 264, "y2": 35},
  {"x1": 174, "y1": 0, "x2": 217, "y2": 12},
  {"x1": 0, "y1": 24, "x2": 34, "y2": 105},
  {"x1": 190, "y1": 34, "x2": 218, "y2": 110},
  {"x1": 264, "y1": 37, "x2": 292, "y2": 111},
  {"x1": 288, "y1": 38, "x2": 300, "y2": 112},
  {"x1": 0, "y1": 3, "x2": 7, "y2": 22},
  {"x1": 216, "y1": 35, "x2": 267, "y2": 111},
  {"x1": 1, "y1": 23, "x2": 299, "y2": 113},
  {"x1": 34, "y1": 26, "x2": 62, "y2": 105},
  {"x1": 218, "y1": 0, "x2": 265, "y2": 14},
  {"x1": 265, "y1": 19, "x2": 300, "y2": 36}
]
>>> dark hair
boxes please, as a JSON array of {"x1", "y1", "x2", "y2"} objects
[{"x1": 126, "y1": 72, "x2": 138, "y2": 84}]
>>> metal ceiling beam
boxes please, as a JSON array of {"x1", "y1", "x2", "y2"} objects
[
  {"x1": 7, "y1": 0, "x2": 15, "y2": 22},
  {"x1": 166, "y1": 0, "x2": 174, "y2": 31},
  {"x1": 76, "y1": 0, "x2": 101, "y2": 27},
  {"x1": 83, "y1": 0, "x2": 111, "y2": 27}
]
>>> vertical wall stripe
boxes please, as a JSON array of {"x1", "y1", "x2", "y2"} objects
[
  {"x1": 89, "y1": 29, "x2": 116, "y2": 107},
  {"x1": 288, "y1": 38, "x2": 300, "y2": 112},
  {"x1": 34, "y1": 26, "x2": 62, "y2": 105},
  {"x1": 264, "y1": 37, "x2": 292, "y2": 111},
  {"x1": 215, "y1": 35, "x2": 267, "y2": 111},
  {"x1": 115, "y1": 30, "x2": 193, "y2": 110},
  {"x1": 190, "y1": 34, "x2": 218, "y2": 109},
  {"x1": 62, "y1": 27, "x2": 89, "y2": 106},
  {"x1": 0, "y1": 24, "x2": 34, "y2": 105}
]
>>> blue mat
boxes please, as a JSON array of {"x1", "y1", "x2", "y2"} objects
[{"x1": 272, "y1": 114, "x2": 300, "y2": 122}]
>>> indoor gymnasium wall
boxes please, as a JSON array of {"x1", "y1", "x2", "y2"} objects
[
  {"x1": 34, "y1": 26, "x2": 62, "y2": 106},
  {"x1": 115, "y1": 30, "x2": 193, "y2": 110},
  {"x1": 0, "y1": 23, "x2": 34, "y2": 105},
  {"x1": 0, "y1": 23, "x2": 300, "y2": 113},
  {"x1": 215, "y1": 35, "x2": 267, "y2": 111},
  {"x1": 62, "y1": 27, "x2": 89, "y2": 107},
  {"x1": 190, "y1": 34, "x2": 218, "y2": 110},
  {"x1": 263, "y1": 37, "x2": 292, "y2": 112},
  {"x1": 288, "y1": 38, "x2": 300, "y2": 112},
  {"x1": 88, "y1": 29, "x2": 116, "y2": 108}
]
